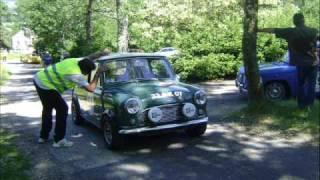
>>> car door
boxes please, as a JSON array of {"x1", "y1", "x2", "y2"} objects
[
  {"x1": 77, "y1": 64, "x2": 101, "y2": 125},
  {"x1": 88, "y1": 67, "x2": 104, "y2": 127},
  {"x1": 77, "y1": 73, "x2": 91, "y2": 117}
]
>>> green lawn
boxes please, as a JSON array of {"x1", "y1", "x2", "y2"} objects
[
  {"x1": 6, "y1": 53, "x2": 23, "y2": 61},
  {"x1": 0, "y1": 63, "x2": 10, "y2": 85},
  {"x1": 0, "y1": 130, "x2": 30, "y2": 180},
  {"x1": 225, "y1": 100, "x2": 320, "y2": 136}
]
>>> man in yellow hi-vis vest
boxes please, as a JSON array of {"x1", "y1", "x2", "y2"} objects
[{"x1": 33, "y1": 51, "x2": 109, "y2": 148}]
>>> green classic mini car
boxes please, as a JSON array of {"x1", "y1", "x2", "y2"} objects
[{"x1": 72, "y1": 53, "x2": 208, "y2": 149}]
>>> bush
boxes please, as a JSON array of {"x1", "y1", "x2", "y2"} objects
[
  {"x1": 20, "y1": 54, "x2": 41, "y2": 64},
  {"x1": 173, "y1": 53, "x2": 241, "y2": 81}
]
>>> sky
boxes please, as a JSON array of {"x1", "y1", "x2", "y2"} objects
[{"x1": 3, "y1": 0, "x2": 16, "y2": 9}]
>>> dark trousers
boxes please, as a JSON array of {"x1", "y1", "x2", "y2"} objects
[
  {"x1": 33, "y1": 81, "x2": 68, "y2": 142},
  {"x1": 296, "y1": 66, "x2": 317, "y2": 108}
]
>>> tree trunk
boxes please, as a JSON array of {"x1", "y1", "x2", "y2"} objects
[
  {"x1": 242, "y1": 0, "x2": 264, "y2": 104},
  {"x1": 86, "y1": 0, "x2": 94, "y2": 47},
  {"x1": 116, "y1": 0, "x2": 129, "y2": 52}
]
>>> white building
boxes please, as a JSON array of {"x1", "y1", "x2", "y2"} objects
[{"x1": 11, "y1": 28, "x2": 35, "y2": 54}]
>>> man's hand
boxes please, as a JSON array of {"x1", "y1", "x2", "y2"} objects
[{"x1": 84, "y1": 72, "x2": 101, "y2": 92}]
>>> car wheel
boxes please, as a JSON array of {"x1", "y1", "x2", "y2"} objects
[
  {"x1": 103, "y1": 118, "x2": 126, "y2": 150},
  {"x1": 264, "y1": 82, "x2": 287, "y2": 100},
  {"x1": 71, "y1": 98, "x2": 85, "y2": 125},
  {"x1": 185, "y1": 123, "x2": 207, "y2": 137}
]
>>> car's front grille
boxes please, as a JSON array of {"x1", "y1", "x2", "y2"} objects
[{"x1": 145, "y1": 104, "x2": 183, "y2": 123}]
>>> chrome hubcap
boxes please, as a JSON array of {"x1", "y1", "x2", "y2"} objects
[{"x1": 267, "y1": 83, "x2": 283, "y2": 99}]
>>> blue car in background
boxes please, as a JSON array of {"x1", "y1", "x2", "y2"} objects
[{"x1": 236, "y1": 52, "x2": 320, "y2": 100}]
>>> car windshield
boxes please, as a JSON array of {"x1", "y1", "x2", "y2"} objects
[{"x1": 102, "y1": 58, "x2": 175, "y2": 83}]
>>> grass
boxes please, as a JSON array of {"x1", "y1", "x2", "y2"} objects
[
  {"x1": 6, "y1": 52, "x2": 23, "y2": 61},
  {"x1": 0, "y1": 130, "x2": 30, "y2": 180},
  {"x1": 224, "y1": 100, "x2": 320, "y2": 136},
  {"x1": 0, "y1": 63, "x2": 10, "y2": 85},
  {"x1": 0, "y1": 62, "x2": 29, "y2": 179}
]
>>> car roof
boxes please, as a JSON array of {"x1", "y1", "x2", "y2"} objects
[{"x1": 97, "y1": 53, "x2": 166, "y2": 62}]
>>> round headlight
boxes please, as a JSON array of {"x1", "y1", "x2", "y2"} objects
[
  {"x1": 194, "y1": 90, "x2": 207, "y2": 105},
  {"x1": 125, "y1": 98, "x2": 141, "y2": 114},
  {"x1": 182, "y1": 103, "x2": 196, "y2": 118},
  {"x1": 148, "y1": 107, "x2": 163, "y2": 123}
]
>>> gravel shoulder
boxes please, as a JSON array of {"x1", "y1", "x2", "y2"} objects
[{"x1": 0, "y1": 62, "x2": 318, "y2": 180}]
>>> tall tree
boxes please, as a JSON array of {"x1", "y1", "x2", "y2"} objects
[
  {"x1": 86, "y1": 0, "x2": 94, "y2": 47},
  {"x1": 16, "y1": 0, "x2": 86, "y2": 58},
  {"x1": 242, "y1": 0, "x2": 264, "y2": 104},
  {"x1": 0, "y1": 1, "x2": 11, "y2": 48},
  {"x1": 116, "y1": 0, "x2": 128, "y2": 52}
]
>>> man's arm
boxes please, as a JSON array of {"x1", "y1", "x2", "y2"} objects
[
  {"x1": 257, "y1": 28, "x2": 275, "y2": 33},
  {"x1": 65, "y1": 69, "x2": 103, "y2": 93},
  {"x1": 84, "y1": 72, "x2": 101, "y2": 92}
]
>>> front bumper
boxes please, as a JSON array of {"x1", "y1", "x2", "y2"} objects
[{"x1": 118, "y1": 117, "x2": 208, "y2": 134}]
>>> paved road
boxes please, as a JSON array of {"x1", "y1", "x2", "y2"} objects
[{"x1": 1, "y1": 62, "x2": 319, "y2": 180}]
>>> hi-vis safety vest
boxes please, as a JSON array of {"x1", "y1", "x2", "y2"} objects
[{"x1": 37, "y1": 58, "x2": 82, "y2": 93}]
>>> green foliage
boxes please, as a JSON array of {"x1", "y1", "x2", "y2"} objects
[
  {"x1": 16, "y1": 0, "x2": 87, "y2": 59},
  {"x1": 14, "y1": 0, "x2": 319, "y2": 81},
  {"x1": 0, "y1": 131, "x2": 30, "y2": 179},
  {"x1": 301, "y1": 0, "x2": 320, "y2": 29},
  {"x1": 0, "y1": 63, "x2": 10, "y2": 85},
  {"x1": 173, "y1": 53, "x2": 240, "y2": 81},
  {"x1": 0, "y1": 1, "x2": 15, "y2": 48},
  {"x1": 257, "y1": 35, "x2": 287, "y2": 62}
]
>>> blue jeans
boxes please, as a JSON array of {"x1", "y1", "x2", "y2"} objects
[{"x1": 296, "y1": 66, "x2": 317, "y2": 108}]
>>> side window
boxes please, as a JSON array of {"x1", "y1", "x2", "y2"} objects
[
  {"x1": 133, "y1": 59, "x2": 155, "y2": 79},
  {"x1": 150, "y1": 59, "x2": 170, "y2": 78},
  {"x1": 103, "y1": 60, "x2": 130, "y2": 83}
]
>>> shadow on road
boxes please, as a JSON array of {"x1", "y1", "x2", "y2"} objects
[
  {"x1": 2, "y1": 111, "x2": 317, "y2": 180},
  {"x1": 0, "y1": 62, "x2": 318, "y2": 180}
]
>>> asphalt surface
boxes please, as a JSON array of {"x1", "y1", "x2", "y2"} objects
[{"x1": 0, "y1": 62, "x2": 319, "y2": 180}]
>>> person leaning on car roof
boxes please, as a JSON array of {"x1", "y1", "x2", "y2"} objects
[
  {"x1": 33, "y1": 50, "x2": 109, "y2": 148},
  {"x1": 257, "y1": 13, "x2": 319, "y2": 109}
]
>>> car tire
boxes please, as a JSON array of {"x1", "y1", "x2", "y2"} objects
[
  {"x1": 264, "y1": 82, "x2": 287, "y2": 100},
  {"x1": 185, "y1": 123, "x2": 207, "y2": 137},
  {"x1": 71, "y1": 98, "x2": 85, "y2": 125},
  {"x1": 102, "y1": 118, "x2": 126, "y2": 150}
]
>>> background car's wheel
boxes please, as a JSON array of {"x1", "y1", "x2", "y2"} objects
[
  {"x1": 103, "y1": 118, "x2": 126, "y2": 150},
  {"x1": 71, "y1": 98, "x2": 85, "y2": 125},
  {"x1": 264, "y1": 82, "x2": 287, "y2": 100},
  {"x1": 185, "y1": 123, "x2": 207, "y2": 137}
]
